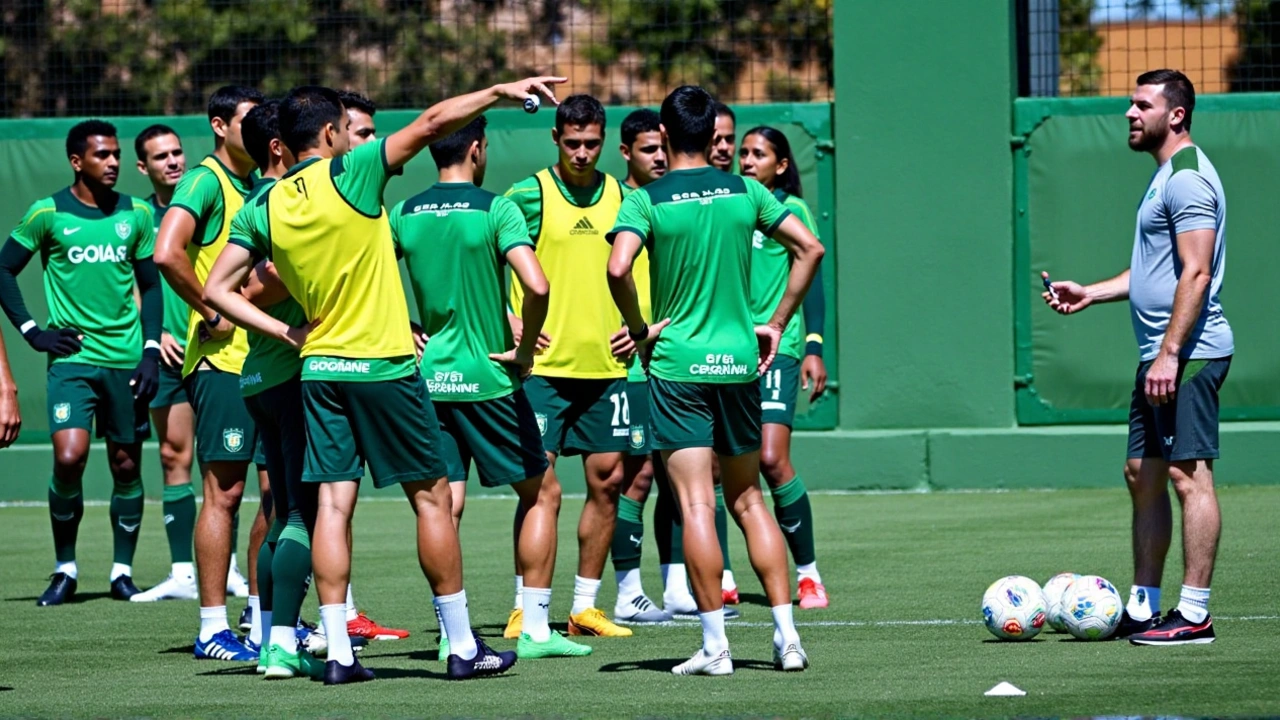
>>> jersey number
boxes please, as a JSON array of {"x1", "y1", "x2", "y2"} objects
[
  {"x1": 764, "y1": 369, "x2": 782, "y2": 401},
  {"x1": 293, "y1": 177, "x2": 309, "y2": 200},
  {"x1": 609, "y1": 392, "x2": 631, "y2": 427}
]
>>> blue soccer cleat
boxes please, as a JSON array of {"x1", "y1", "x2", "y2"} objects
[{"x1": 194, "y1": 629, "x2": 258, "y2": 662}]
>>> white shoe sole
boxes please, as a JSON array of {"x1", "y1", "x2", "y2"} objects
[
  {"x1": 672, "y1": 650, "x2": 733, "y2": 676},
  {"x1": 774, "y1": 644, "x2": 809, "y2": 671},
  {"x1": 130, "y1": 581, "x2": 198, "y2": 602},
  {"x1": 1130, "y1": 636, "x2": 1216, "y2": 646}
]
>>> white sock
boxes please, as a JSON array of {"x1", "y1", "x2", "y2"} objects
[
  {"x1": 699, "y1": 608, "x2": 729, "y2": 653},
  {"x1": 199, "y1": 606, "x2": 229, "y2": 642},
  {"x1": 514, "y1": 575, "x2": 524, "y2": 610},
  {"x1": 320, "y1": 604, "x2": 354, "y2": 666},
  {"x1": 55, "y1": 561, "x2": 78, "y2": 580},
  {"x1": 523, "y1": 587, "x2": 553, "y2": 642},
  {"x1": 1126, "y1": 585, "x2": 1161, "y2": 621},
  {"x1": 721, "y1": 569, "x2": 737, "y2": 592},
  {"x1": 345, "y1": 584, "x2": 358, "y2": 621},
  {"x1": 772, "y1": 603, "x2": 800, "y2": 647},
  {"x1": 571, "y1": 575, "x2": 601, "y2": 615},
  {"x1": 796, "y1": 562, "x2": 822, "y2": 583},
  {"x1": 1177, "y1": 585, "x2": 1211, "y2": 623},
  {"x1": 434, "y1": 591, "x2": 477, "y2": 660},
  {"x1": 269, "y1": 625, "x2": 297, "y2": 654},
  {"x1": 662, "y1": 564, "x2": 692, "y2": 599},
  {"x1": 247, "y1": 596, "x2": 262, "y2": 645},
  {"x1": 616, "y1": 569, "x2": 644, "y2": 604},
  {"x1": 172, "y1": 562, "x2": 195, "y2": 580},
  {"x1": 434, "y1": 602, "x2": 448, "y2": 642},
  {"x1": 229, "y1": 553, "x2": 239, "y2": 574},
  {"x1": 110, "y1": 563, "x2": 132, "y2": 581}
]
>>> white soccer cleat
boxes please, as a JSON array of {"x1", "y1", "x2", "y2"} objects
[
  {"x1": 663, "y1": 592, "x2": 699, "y2": 617},
  {"x1": 226, "y1": 566, "x2": 250, "y2": 598},
  {"x1": 773, "y1": 641, "x2": 809, "y2": 672},
  {"x1": 130, "y1": 574, "x2": 198, "y2": 602},
  {"x1": 672, "y1": 648, "x2": 733, "y2": 676},
  {"x1": 615, "y1": 595, "x2": 674, "y2": 624}
]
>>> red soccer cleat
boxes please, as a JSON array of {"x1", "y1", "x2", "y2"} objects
[
  {"x1": 722, "y1": 587, "x2": 740, "y2": 605},
  {"x1": 798, "y1": 577, "x2": 829, "y2": 609},
  {"x1": 347, "y1": 611, "x2": 410, "y2": 641}
]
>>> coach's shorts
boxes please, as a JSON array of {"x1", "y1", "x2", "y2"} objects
[
  {"x1": 302, "y1": 372, "x2": 448, "y2": 489},
  {"x1": 149, "y1": 362, "x2": 188, "y2": 410},
  {"x1": 625, "y1": 381, "x2": 651, "y2": 456},
  {"x1": 1127, "y1": 357, "x2": 1230, "y2": 463},
  {"x1": 245, "y1": 377, "x2": 317, "y2": 531},
  {"x1": 759, "y1": 355, "x2": 801, "y2": 428},
  {"x1": 185, "y1": 368, "x2": 258, "y2": 464},
  {"x1": 649, "y1": 378, "x2": 761, "y2": 457},
  {"x1": 436, "y1": 390, "x2": 549, "y2": 488},
  {"x1": 524, "y1": 375, "x2": 630, "y2": 456},
  {"x1": 47, "y1": 363, "x2": 150, "y2": 443}
]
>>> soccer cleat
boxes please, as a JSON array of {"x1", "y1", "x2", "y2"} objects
[
  {"x1": 724, "y1": 606, "x2": 741, "y2": 620},
  {"x1": 37, "y1": 573, "x2": 77, "y2": 607},
  {"x1": 110, "y1": 575, "x2": 141, "y2": 601},
  {"x1": 226, "y1": 566, "x2": 250, "y2": 599},
  {"x1": 663, "y1": 593, "x2": 699, "y2": 617},
  {"x1": 238, "y1": 605, "x2": 253, "y2": 633},
  {"x1": 253, "y1": 639, "x2": 266, "y2": 674},
  {"x1": 503, "y1": 608, "x2": 523, "y2": 639},
  {"x1": 672, "y1": 648, "x2": 734, "y2": 676},
  {"x1": 130, "y1": 574, "x2": 198, "y2": 602},
  {"x1": 347, "y1": 611, "x2": 410, "y2": 641},
  {"x1": 324, "y1": 659, "x2": 375, "y2": 685},
  {"x1": 297, "y1": 619, "x2": 327, "y2": 657},
  {"x1": 437, "y1": 636, "x2": 449, "y2": 662},
  {"x1": 773, "y1": 641, "x2": 809, "y2": 671},
  {"x1": 446, "y1": 635, "x2": 518, "y2": 680},
  {"x1": 798, "y1": 578, "x2": 829, "y2": 610},
  {"x1": 263, "y1": 644, "x2": 325, "y2": 680},
  {"x1": 615, "y1": 595, "x2": 674, "y2": 624},
  {"x1": 1113, "y1": 610, "x2": 1161, "y2": 639},
  {"x1": 1129, "y1": 609, "x2": 1216, "y2": 646},
  {"x1": 517, "y1": 631, "x2": 593, "y2": 658},
  {"x1": 568, "y1": 607, "x2": 633, "y2": 637},
  {"x1": 193, "y1": 629, "x2": 258, "y2": 662},
  {"x1": 722, "y1": 587, "x2": 740, "y2": 605}
]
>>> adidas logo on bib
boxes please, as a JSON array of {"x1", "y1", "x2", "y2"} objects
[{"x1": 570, "y1": 217, "x2": 597, "y2": 235}]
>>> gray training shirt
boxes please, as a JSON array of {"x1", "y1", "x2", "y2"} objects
[{"x1": 1130, "y1": 145, "x2": 1233, "y2": 362}]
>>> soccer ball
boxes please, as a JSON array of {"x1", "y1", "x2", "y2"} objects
[
  {"x1": 1043, "y1": 572, "x2": 1081, "y2": 632},
  {"x1": 1061, "y1": 575, "x2": 1124, "y2": 640},
  {"x1": 981, "y1": 576, "x2": 1047, "y2": 641}
]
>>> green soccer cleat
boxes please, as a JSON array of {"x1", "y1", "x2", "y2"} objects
[
  {"x1": 516, "y1": 631, "x2": 593, "y2": 659},
  {"x1": 438, "y1": 636, "x2": 449, "y2": 662},
  {"x1": 263, "y1": 644, "x2": 325, "y2": 680}
]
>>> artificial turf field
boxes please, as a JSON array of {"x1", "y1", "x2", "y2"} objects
[{"x1": 1, "y1": 485, "x2": 1278, "y2": 718}]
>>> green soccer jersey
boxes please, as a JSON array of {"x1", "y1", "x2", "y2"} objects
[
  {"x1": 390, "y1": 183, "x2": 533, "y2": 402},
  {"x1": 227, "y1": 178, "x2": 306, "y2": 397},
  {"x1": 619, "y1": 183, "x2": 647, "y2": 384},
  {"x1": 749, "y1": 190, "x2": 820, "y2": 361},
  {"x1": 169, "y1": 156, "x2": 255, "y2": 247},
  {"x1": 146, "y1": 195, "x2": 190, "y2": 343},
  {"x1": 608, "y1": 167, "x2": 790, "y2": 384},
  {"x1": 9, "y1": 188, "x2": 156, "y2": 369},
  {"x1": 504, "y1": 169, "x2": 609, "y2": 242}
]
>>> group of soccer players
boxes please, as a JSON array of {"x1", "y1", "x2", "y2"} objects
[{"x1": 1, "y1": 75, "x2": 829, "y2": 680}]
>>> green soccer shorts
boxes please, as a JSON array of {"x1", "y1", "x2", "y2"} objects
[
  {"x1": 1127, "y1": 357, "x2": 1231, "y2": 463},
  {"x1": 47, "y1": 363, "x2": 150, "y2": 443},
  {"x1": 649, "y1": 377, "x2": 762, "y2": 457},
  {"x1": 523, "y1": 375, "x2": 630, "y2": 456},
  {"x1": 759, "y1": 355, "x2": 801, "y2": 428},
  {"x1": 625, "y1": 380, "x2": 651, "y2": 456},
  {"x1": 185, "y1": 368, "x2": 258, "y2": 464},
  {"x1": 149, "y1": 362, "x2": 188, "y2": 410},
  {"x1": 435, "y1": 389, "x2": 549, "y2": 488}
]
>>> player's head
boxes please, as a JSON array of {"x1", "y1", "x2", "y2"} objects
[
  {"x1": 134, "y1": 123, "x2": 185, "y2": 191},
  {"x1": 242, "y1": 100, "x2": 289, "y2": 175},
  {"x1": 280, "y1": 86, "x2": 350, "y2": 160},
  {"x1": 208, "y1": 85, "x2": 264, "y2": 164},
  {"x1": 1128, "y1": 69, "x2": 1195, "y2": 152},
  {"x1": 553, "y1": 94, "x2": 606, "y2": 181},
  {"x1": 66, "y1": 119, "x2": 121, "y2": 189},
  {"x1": 660, "y1": 86, "x2": 718, "y2": 159},
  {"x1": 711, "y1": 101, "x2": 737, "y2": 171},
  {"x1": 429, "y1": 115, "x2": 489, "y2": 185},
  {"x1": 338, "y1": 90, "x2": 377, "y2": 148},
  {"x1": 620, "y1": 109, "x2": 666, "y2": 186},
  {"x1": 740, "y1": 126, "x2": 801, "y2": 197}
]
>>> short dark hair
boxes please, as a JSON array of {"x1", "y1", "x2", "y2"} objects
[
  {"x1": 555, "y1": 94, "x2": 606, "y2": 134},
  {"x1": 338, "y1": 90, "x2": 376, "y2": 116},
  {"x1": 743, "y1": 126, "x2": 802, "y2": 198},
  {"x1": 280, "y1": 86, "x2": 345, "y2": 158},
  {"x1": 713, "y1": 101, "x2": 736, "y2": 124},
  {"x1": 621, "y1": 109, "x2": 662, "y2": 147},
  {"x1": 242, "y1": 100, "x2": 281, "y2": 171},
  {"x1": 134, "y1": 123, "x2": 179, "y2": 160},
  {"x1": 208, "y1": 85, "x2": 265, "y2": 123},
  {"x1": 1137, "y1": 69, "x2": 1195, "y2": 130},
  {"x1": 429, "y1": 116, "x2": 487, "y2": 170},
  {"x1": 67, "y1": 119, "x2": 117, "y2": 158},
  {"x1": 660, "y1": 86, "x2": 717, "y2": 156}
]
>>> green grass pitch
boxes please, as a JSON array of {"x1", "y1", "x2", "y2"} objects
[{"x1": 1, "y1": 485, "x2": 1278, "y2": 717}]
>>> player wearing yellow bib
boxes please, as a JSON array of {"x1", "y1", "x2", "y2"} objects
[
  {"x1": 205, "y1": 79, "x2": 564, "y2": 683},
  {"x1": 155, "y1": 85, "x2": 264, "y2": 662}
]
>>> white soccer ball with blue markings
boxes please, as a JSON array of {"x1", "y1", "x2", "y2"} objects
[
  {"x1": 1043, "y1": 571, "x2": 1082, "y2": 632},
  {"x1": 1062, "y1": 575, "x2": 1124, "y2": 640},
  {"x1": 981, "y1": 575, "x2": 1047, "y2": 641}
]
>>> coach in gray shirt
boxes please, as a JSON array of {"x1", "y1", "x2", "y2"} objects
[{"x1": 1044, "y1": 70, "x2": 1229, "y2": 647}]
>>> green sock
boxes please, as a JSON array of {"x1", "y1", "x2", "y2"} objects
[
  {"x1": 714, "y1": 485, "x2": 732, "y2": 572},
  {"x1": 48, "y1": 477, "x2": 84, "y2": 564},
  {"x1": 110, "y1": 477, "x2": 145, "y2": 565},
  {"x1": 162, "y1": 483, "x2": 196, "y2": 564},
  {"x1": 271, "y1": 516, "x2": 312, "y2": 628},
  {"x1": 611, "y1": 495, "x2": 645, "y2": 572},
  {"x1": 257, "y1": 531, "x2": 275, "y2": 612},
  {"x1": 771, "y1": 476, "x2": 816, "y2": 566}
]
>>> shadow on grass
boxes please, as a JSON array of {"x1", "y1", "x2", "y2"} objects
[
  {"x1": 736, "y1": 592, "x2": 773, "y2": 608},
  {"x1": 981, "y1": 638, "x2": 1047, "y2": 644},
  {"x1": 160, "y1": 644, "x2": 195, "y2": 655},
  {"x1": 598, "y1": 658, "x2": 777, "y2": 673},
  {"x1": 0, "y1": 686, "x2": 12, "y2": 692},
  {"x1": 195, "y1": 666, "x2": 260, "y2": 677},
  {"x1": 5, "y1": 591, "x2": 114, "y2": 604}
]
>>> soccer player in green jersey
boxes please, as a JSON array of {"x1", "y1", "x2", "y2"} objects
[
  {"x1": 0, "y1": 333, "x2": 18, "y2": 447},
  {"x1": 205, "y1": 79, "x2": 563, "y2": 683},
  {"x1": 0, "y1": 120, "x2": 163, "y2": 606},
  {"x1": 739, "y1": 126, "x2": 830, "y2": 610},
  {"x1": 390, "y1": 115, "x2": 590, "y2": 660},
  {"x1": 607, "y1": 86, "x2": 824, "y2": 675}
]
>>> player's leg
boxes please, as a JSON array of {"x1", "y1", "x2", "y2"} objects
[
  {"x1": 1118, "y1": 362, "x2": 1171, "y2": 637},
  {"x1": 344, "y1": 494, "x2": 410, "y2": 642},
  {"x1": 227, "y1": 509, "x2": 249, "y2": 598},
  {"x1": 241, "y1": 464, "x2": 271, "y2": 639},
  {"x1": 712, "y1": 457, "x2": 737, "y2": 604},
  {"x1": 105, "y1": 439, "x2": 146, "y2": 599},
  {"x1": 612, "y1": 379, "x2": 672, "y2": 624},
  {"x1": 39, "y1": 365, "x2": 99, "y2": 606},
  {"x1": 654, "y1": 453, "x2": 696, "y2": 615},
  {"x1": 134, "y1": 396, "x2": 198, "y2": 601}
]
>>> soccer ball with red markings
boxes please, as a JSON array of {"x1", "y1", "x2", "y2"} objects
[
  {"x1": 1062, "y1": 575, "x2": 1124, "y2": 640},
  {"x1": 981, "y1": 576, "x2": 1048, "y2": 641}
]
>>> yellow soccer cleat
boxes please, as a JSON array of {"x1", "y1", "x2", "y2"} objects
[
  {"x1": 503, "y1": 608, "x2": 523, "y2": 640},
  {"x1": 568, "y1": 607, "x2": 633, "y2": 637}
]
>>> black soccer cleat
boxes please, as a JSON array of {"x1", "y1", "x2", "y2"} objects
[
  {"x1": 238, "y1": 605, "x2": 253, "y2": 633},
  {"x1": 110, "y1": 575, "x2": 141, "y2": 601},
  {"x1": 446, "y1": 634, "x2": 517, "y2": 680},
  {"x1": 1112, "y1": 610, "x2": 1160, "y2": 639},
  {"x1": 323, "y1": 658, "x2": 376, "y2": 685},
  {"x1": 37, "y1": 573, "x2": 77, "y2": 607},
  {"x1": 1129, "y1": 609, "x2": 1215, "y2": 646}
]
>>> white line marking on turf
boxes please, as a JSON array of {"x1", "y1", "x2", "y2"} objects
[{"x1": 657, "y1": 615, "x2": 1280, "y2": 628}]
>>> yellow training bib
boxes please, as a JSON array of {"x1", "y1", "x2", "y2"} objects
[{"x1": 183, "y1": 156, "x2": 250, "y2": 377}]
